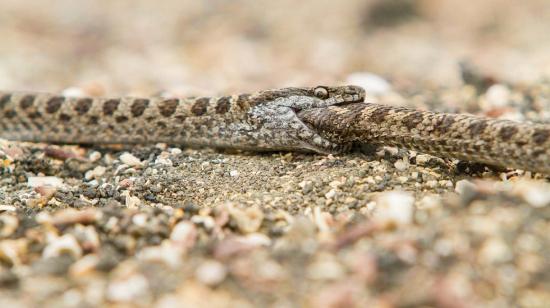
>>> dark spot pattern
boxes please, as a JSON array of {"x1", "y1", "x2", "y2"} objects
[
  {"x1": 369, "y1": 106, "x2": 391, "y2": 124},
  {"x1": 59, "y1": 114, "x2": 71, "y2": 122},
  {"x1": 468, "y1": 120, "x2": 488, "y2": 136},
  {"x1": 4, "y1": 110, "x2": 16, "y2": 118},
  {"x1": 0, "y1": 94, "x2": 11, "y2": 109},
  {"x1": 215, "y1": 96, "x2": 231, "y2": 114},
  {"x1": 157, "y1": 121, "x2": 167, "y2": 129},
  {"x1": 21, "y1": 121, "x2": 31, "y2": 130},
  {"x1": 75, "y1": 98, "x2": 93, "y2": 115},
  {"x1": 175, "y1": 115, "x2": 186, "y2": 122},
  {"x1": 103, "y1": 99, "x2": 120, "y2": 116},
  {"x1": 19, "y1": 95, "x2": 35, "y2": 109},
  {"x1": 532, "y1": 149, "x2": 545, "y2": 157},
  {"x1": 499, "y1": 126, "x2": 518, "y2": 141},
  {"x1": 88, "y1": 116, "x2": 99, "y2": 125},
  {"x1": 131, "y1": 99, "x2": 149, "y2": 117},
  {"x1": 28, "y1": 112, "x2": 41, "y2": 119},
  {"x1": 402, "y1": 112, "x2": 424, "y2": 129},
  {"x1": 115, "y1": 116, "x2": 128, "y2": 123},
  {"x1": 158, "y1": 99, "x2": 178, "y2": 117},
  {"x1": 435, "y1": 115, "x2": 455, "y2": 134},
  {"x1": 46, "y1": 96, "x2": 65, "y2": 113},
  {"x1": 532, "y1": 129, "x2": 549, "y2": 145},
  {"x1": 191, "y1": 98, "x2": 209, "y2": 116}
]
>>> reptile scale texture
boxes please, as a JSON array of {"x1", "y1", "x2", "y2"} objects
[{"x1": 1, "y1": 85, "x2": 549, "y2": 173}]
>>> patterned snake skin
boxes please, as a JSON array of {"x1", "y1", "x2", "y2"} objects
[
  {"x1": 0, "y1": 86, "x2": 364, "y2": 153},
  {"x1": 1, "y1": 85, "x2": 549, "y2": 173},
  {"x1": 298, "y1": 102, "x2": 550, "y2": 173}
]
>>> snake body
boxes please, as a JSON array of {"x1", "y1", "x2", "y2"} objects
[
  {"x1": 1, "y1": 85, "x2": 549, "y2": 173},
  {"x1": 298, "y1": 102, "x2": 550, "y2": 173},
  {"x1": 0, "y1": 86, "x2": 364, "y2": 153}
]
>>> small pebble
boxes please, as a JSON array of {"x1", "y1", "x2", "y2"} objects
[
  {"x1": 27, "y1": 176, "x2": 64, "y2": 188},
  {"x1": 373, "y1": 191, "x2": 415, "y2": 225},
  {"x1": 195, "y1": 260, "x2": 227, "y2": 286},
  {"x1": 119, "y1": 153, "x2": 142, "y2": 167},
  {"x1": 43, "y1": 234, "x2": 83, "y2": 259},
  {"x1": 346, "y1": 72, "x2": 391, "y2": 95}
]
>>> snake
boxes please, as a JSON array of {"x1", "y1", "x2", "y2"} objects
[{"x1": 1, "y1": 85, "x2": 549, "y2": 173}]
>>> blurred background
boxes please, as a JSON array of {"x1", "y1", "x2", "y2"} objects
[{"x1": 0, "y1": 0, "x2": 548, "y2": 96}]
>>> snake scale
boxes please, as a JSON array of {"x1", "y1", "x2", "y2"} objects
[{"x1": 1, "y1": 85, "x2": 549, "y2": 173}]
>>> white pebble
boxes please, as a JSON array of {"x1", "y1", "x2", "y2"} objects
[
  {"x1": 394, "y1": 159, "x2": 409, "y2": 171},
  {"x1": 85, "y1": 166, "x2": 106, "y2": 180},
  {"x1": 119, "y1": 153, "x2": 142, "y2": 167},
  {"x1": 170, "y1": 221, "x2": 197, "y2": 246},
  {"x1": 195, "y1": 260, "x2": 227, "y2": 286},
  {"x1": 373, "y1": 191, "x2": 415, "y2": 225},
  {"x1": 27, "y1": 176, "x2": 64, "y2": 188},
  {"x1": 521, "y1": 183, "x2": 550, "y2": 208},
  {"x1": 61, "y1": 87, "x2": 86, "y2": 97},
  {"x1": 125, "y1": 194, "x2": 141, "y2": 208},
  {"x1": 324, "y1": 189, "x2": 337, "y2": 199},
  {"x1": 229, "y1": 170, "x2": 239, "y2": 177},
  {"x1": 107, "y1": 274, "x2": 149, "y2": 302},
  {"x1": 169, "y1": 148, "x2": 182, "y2": 155},
  {"x1": 485, "y1": 84, "x2": 511, "y2": 108},
  {"x1": 88, "y1": 151, "x2": 102, "y2": 162},
  {"x1": 455, "y1": 179, "x2": 477, "y2": 195},
  {"x1": 43, "y1": 234, "x2": 83, "y2": 259},
  {"x1": 346, "y1": 72, "x2": 391, "y2": 95},
  {"x1": 478, "y1": 238, "x2": 513, "y2": 264}
]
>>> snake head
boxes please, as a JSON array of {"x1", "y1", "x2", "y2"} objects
[
  {"x1": 248, "y1": 85, "x2": 365, "y2": 109},
  {"x1": 245, "y1": 85, "x2": 365, "y2": 153}
]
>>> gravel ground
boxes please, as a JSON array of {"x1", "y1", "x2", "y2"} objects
[{"x1": 0, "y1": 1, "x2": 549, "y2": 307}]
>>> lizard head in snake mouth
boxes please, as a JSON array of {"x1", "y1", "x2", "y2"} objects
[
  {"x1": 249, "y1": 85, "x2": 365, "y2": 109},
  {"x1": 245, "y1": 85, "x2": 365, "y2": 153}
]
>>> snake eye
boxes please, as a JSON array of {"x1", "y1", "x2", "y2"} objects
[{"x1": 313, "y1": 87, "x2": 329, "y2": 99}]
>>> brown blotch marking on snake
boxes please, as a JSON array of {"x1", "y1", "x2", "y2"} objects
[
  {"x1": 0, "y1": 94, "x2": 11, "y2": 109},
  {"x1": 191, "y1": 98, "x2": 209, "y2": 116},
  {"x1": 175, "y1": 115, "x2": 186, "y2": 122},
  {"x1": 4, "y1": 110, "x2": 16, "y2": 118},
  {"x1": 499, "y1": 126, "x2": 518, "y2": 141},
  {"x1": 75, "y1": 98, "x2": 93, "y2": 115},
  {"x1": 532, "y1": 129, "x2": 549, "y2": 145},
  {"x1": 19, "y1": 95, "x2": 35, "y2": 109},
  {"x1": 103, "y1": 99, "x2": 120, "y2": 116},
  {"x1": 532, "y1": 149, "x2": 546, "y2": 157},
  {"x1": 215, "y1": 96, "x2": 231, "y2": 114},
  {"x1": 28, "y1": 112, "x2": 41, "y2": 119},
  {"x1": 158, "y1": 98, "x2": 179, "y2": 117},
  {"x1": 59, "y1": 113, "x2": 71, "y2": 122},
  {"x1": 88, "y1": 116, "x2": 99, "y2": 125},
  {"x1": 20, "y1": 121, "x2": 29, "y2": 130},
  {"x1": 115, "y1": 116, "x2": 128, "y2": 123},
  {"x1": 434, "y1": 115, "x2": 455, "y2": 134},
  {"x1": 131, "y1": 99, "x2": 149, "y2": 117},
  {"x1": 46, "y1": 96, "x2": 65, "y2": 113},
  {"x1": 369, "y1": 106, "x2": 391, "y2": 124},
  {"x1": 157, "y1": 121, "x2": 167, "y2": 129},
  {"x1": 145, "y1": 116, "x2": 155, "y2": 123},
  {"x1": 468, "y1": 120, "x2": 488, "y2": 136},
  {"x1": 402, "y1": 112, "x2": 424, "y2": 129}
]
